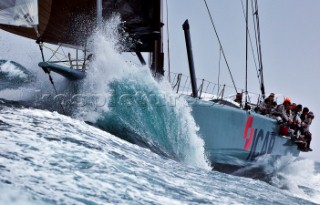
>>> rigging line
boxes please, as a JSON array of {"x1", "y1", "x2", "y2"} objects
[
  {"x1": 245, "y1": 0, "x2": 249, "y2": 105},
  {"x1": 61, "y1": 46, "x2": 68, "y2": 58},
  {"x1": 251, "y1": 0, "x2": 262, "y2": 85},
  {"x1": 203, "y1": 0, "x2": 238, "y2": 93},
  {"x1": 166, "y1": 0, "x2": 171, "y2": 83},
  {"x1": 43, "y1": 44, "x2": 67, "y2": 59},
  {"x1": 240, "y1": 0, "x2": 261, "y2": 84},
  {"x1": 253, "y1": 0, "x2": 266, "y2": 98},
  {"x1": 204, "y1": 81, "x2": 210, "y2": 93},
  {"x1": 250, "y1": 0, "x2": 265, "y2": 98},
  {"x1": 48, "y1": 74, "x2": 66, "y2": 115},
  {"x1": 47, "y1": 44, "x2": 62, "y2": 61},
  {"x1": 217, "y1": 47, "x2": 222, "y2": 96},
  {"x1": 251, "y1": 0, "x2": 262, "y2": 78},
  {"x1": 37, "y1": 42, "x2": 66, "y2": 115},
  {"x1": 42, "y1": 44, "x2": 71, "y2": 66}
]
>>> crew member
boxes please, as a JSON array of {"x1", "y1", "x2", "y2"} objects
[
  {"x1": 258, "y1": 93, "x2": 276, "y2": 115},
  {"x1": 301, "y1": 111, "x2": 314, "y2": 151}
]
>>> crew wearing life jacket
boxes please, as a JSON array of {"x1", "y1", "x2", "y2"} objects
[
  {"x1": 274, "y1": 98, "x2": 293, "y2": 123},
  {"x1": 259, "y1": 95, "x2": 314, "y2": 152},
  {"x1": 274, "y1": 98, "x2": 294, "y2": 136}
]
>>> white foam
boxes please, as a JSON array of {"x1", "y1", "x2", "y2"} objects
[
  {"x1": 77, "y1": 16, "x2": 210, "y2": 169},
  {"x1": 268, "y1": 156, "x2": 320, "y2": 204},
  {"x1": 0, "y1": 105, "x2": 315, "y2": 204},
  {"x1": 0, "y1": 61, "x2": 28, "y2": 79},
  {"x1": 0, "y1": 185, "x2": 47, "y2": 205}
]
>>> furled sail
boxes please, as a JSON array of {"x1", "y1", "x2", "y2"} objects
[
  {"x1": 0, "y1": 0, "x2": 38, "y2": 27},
  {"x1": 0, "y1": 0, "x2": 162, "y2": 52}
]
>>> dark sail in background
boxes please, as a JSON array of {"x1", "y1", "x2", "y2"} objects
[{"x1": 0, "y1": 0, "x2": 161, "y2": 52}]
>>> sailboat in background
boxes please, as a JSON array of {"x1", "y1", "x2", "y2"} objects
[
  {"x1": 0, "y1": 0, "x2": 304, "y2": 170},
  {"x1": 0, "y1": 0, "x2": 164, "y2": 80}
]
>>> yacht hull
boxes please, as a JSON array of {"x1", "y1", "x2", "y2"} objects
[
  {"x1": 186, "y1": 96, "x2": 300, "y2": 167},
  {"x1": 38, "y1": 62, "x2": 85, "y2": 81}
]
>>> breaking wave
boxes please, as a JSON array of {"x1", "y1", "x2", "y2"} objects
[
  {"x1": 76, "y1": 16, "x2": 209, "y2": 169},
  {"x1": 0, "y1": 59, "x2": 34, "y2": 90},
  {"x1": 231, "y1": 155, "x2": 320, "y2": 204}
]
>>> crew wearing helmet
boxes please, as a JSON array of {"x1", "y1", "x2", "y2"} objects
[
  {"x1": 273, "y1": 98, "x2": 294, "y2": 137},
  {"x1": 274, "y1": 97, "x2": 293, "y2": 123}
]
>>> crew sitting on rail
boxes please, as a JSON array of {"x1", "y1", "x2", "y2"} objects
[
  {"x1": 273, "y1": 98, "x2": 294, "y2": 136},
  {"x1": 290, "y1": 103, "x2": 297, "y2": 111},
  {"x1": 257, "y1": 93, "x2": 277, "y2": 115},
  {"x1": 290, "y1": 104, "x2": 303, "y2": 139},
  {"x1": 274, "y1": 98, "x2": 292, "y2": 122},
  {"x1": 299, "y1": 110, "x2": 314, "y2": 151},
  {"x1": 300, "y1": 107, "x2": 309, "y2": 122},
  {"x1": 234, "y1": 93, "x2": 243, "y2": 108}
]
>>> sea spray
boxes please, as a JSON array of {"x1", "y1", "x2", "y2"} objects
[
  {"x1": 0, "y1": 60, "x2": 35, "y2": 92},
  {"x1": 0, "y1": 60, "x2": 28, "y2": 79},
  {"x1": 233, "y1": 155, "x2": 320, "y2": 204},
  {"x1": 77, "y1": 16, "x2": 209, "y2": 169},
  {"x1": 0, "y1": 183, "x2": 48, "y2": 205},
  {"x1": 268, "y1": 157, "x2": 320, "y2": 204}
]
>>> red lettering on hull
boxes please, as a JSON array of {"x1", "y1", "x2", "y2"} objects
[{"x1": 243, "y1": 116, "x2": 254, "y2": 150}]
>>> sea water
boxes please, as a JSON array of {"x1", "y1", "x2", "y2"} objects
[
  {"x1": 0, "y1": 18, "x2": 320, "y2": 205},
  {"x1": 1, "y1": 101, "x2": 320, "y2": 205}
]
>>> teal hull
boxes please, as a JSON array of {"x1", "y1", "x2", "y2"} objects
[
  {"x1": 38, "y1": 62, "x2": 85, "y2": 80},
  {"x1": 186, "y1": 96, "x2": 300, "y2": 166}
]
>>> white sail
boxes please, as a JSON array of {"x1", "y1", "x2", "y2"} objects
[{"x1": 0, "y1": 0, "x2": 38, "y2": 27}]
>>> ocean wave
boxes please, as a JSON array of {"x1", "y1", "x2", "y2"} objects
[
  {"x1": 75, "y1": 17, "x2": 209, "y2": 169},
  {"x1": 0, "y1": 59, "x2": 34, "y2": 90},
  {"x1": 0, "y1": 183, "x2": 50, "y2": 205},
  {"x1": 0, "y1": 105, "x2": 315, "y2": 205},
  {"x1": 230, "y1": 155, "x2": 320, "y2": 204}
]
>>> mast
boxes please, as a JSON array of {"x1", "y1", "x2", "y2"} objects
[
  {"x1": 245, "y1": 0, "x2": 249, "y2": 105},
  {"x1": 254, "y1": 0, "x2": 266, "y2": 99},
  {"x1": 151, "y1": 0, "x2": 164, "y2": 76},
  {"x1": 183, "y1": 20, "x2": 198, "y2": 98},
  {"x1": 97, "y1": 0, "x2": 103, "y2": 27}
]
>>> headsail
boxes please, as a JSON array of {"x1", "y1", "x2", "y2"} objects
[{"x1": 0, "y1": 0, "x2": 38, "y2": 27}]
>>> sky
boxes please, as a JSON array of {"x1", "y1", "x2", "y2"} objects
[{"x1": 0, "y1": 0, "x2": 319, "y2": 161}]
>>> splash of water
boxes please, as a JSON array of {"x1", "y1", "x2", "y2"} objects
[
  {"x1": 77, "y1": 16, "x2": 209, "y2": 169},
  {"x1": 268, "y1": 157, "x2": 320, "y2": 204},
  {"x1": 233, "y1": 155, "x2": 320, "y2": 204},
  {"x1": 0, "y1": 60, "x2": 28, "y2": 79},
  {"x1": 0, "y1": 60, "x2": 36, "y2": 95},
  {"x1": 0, "y1": 183, "x2": 49, "y2": 205}
]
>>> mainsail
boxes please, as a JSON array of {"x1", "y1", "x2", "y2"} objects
[{"x1": 0, "y1": 0, "x2": 162, "y2": 53}]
